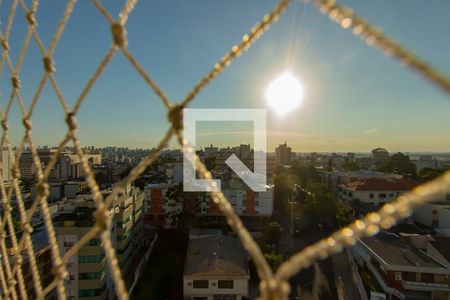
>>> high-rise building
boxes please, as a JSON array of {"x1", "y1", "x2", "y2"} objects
[
  {"x1": 371, "y1": 148, "x2": 390, "y2": 169},
  {"x1": 55, "y1": 184, "x2": 144, "y2": 299},
  {"x1": 415, "y1": 155, "x2": 438, "y2": 171},
  {"x1": 239, "y1": 144, "x2": 251, "y2": 159},
  {"x1": 1, "y1": 147, "x2": 11, "y2": 182},
  {"x1": 275, "y1": 142, "x2": 292, "y2": 166}
]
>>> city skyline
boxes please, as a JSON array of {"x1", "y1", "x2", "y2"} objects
[{"x1": 1, "y1": 1, "x2": 450, "y2": 152}]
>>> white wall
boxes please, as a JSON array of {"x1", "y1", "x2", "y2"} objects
[
  {"x1": 340, "y1": 189, "x2": 400, "y2": 205},
  {"x1": 183, "y1": 278, "x2": 248, "y2": 300},
  {"x1": 438, "y1": 207, "x2": 450, "y2": 228},
  {"x1": 413, "y1": 203, "x2": 450, "y2": 228}
]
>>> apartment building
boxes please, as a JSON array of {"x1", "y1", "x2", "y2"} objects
[
  {"x1": 275, "y1": 142, "x2": 292, "y2": 166},
  {"x1": 338, "y1": 178, "x2": 419, "y2": 206},
  {"x1": 55, "y1": 184, "x2": 144, "y2": 300},
  {"x1": 183, "y1": 235, "x2": 250, "y2": 300},
  {"x1": 352, "y1": 232, "x2": 450, "y2": 300},
  {"x1": 144, "y1": 181, "x2": 274, "y2": 229},
  {"x1": 4, "y1": 230, "x2": 56, "y2": 299}
]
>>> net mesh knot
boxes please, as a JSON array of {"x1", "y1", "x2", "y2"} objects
[
  {"x1": 1, "y1": 38, "x2": 9, "y2": 51},
  {"x1": 1, "y1": 120, "x2": 9, "y2": 131},
  {"x1": 22, "y1": 117, "x2": 33, "y2": 131},
  {"x1": 26, "y1": 11, "x2": 37, "y2": 26},
  {"x1": 111, "y1": 22, "x2": 127, "y2": 47},
  {"x1": 43, "y1": 56, "x2": 55, "y2": 73},
  {"x1": 11, "y1": 76, "x2": 21, "y2": 89},
  {"x1": 65, "y1": 112, "x2": 78, "y2": 131},
  {"x1": 95, "y1": 208, "x2": 109, "y2": 232},
  {"x1": 168, "y1": 104, "x2": 184, "y2": 131}
]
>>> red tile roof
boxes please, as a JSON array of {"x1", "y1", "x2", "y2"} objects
[{"x1": 342, "y1": 178, "x2": 419, "y2": 192}]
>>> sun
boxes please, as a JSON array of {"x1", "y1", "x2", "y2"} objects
[{"x1": 265, "y1": 72, "x2": 304, "y2": 115}]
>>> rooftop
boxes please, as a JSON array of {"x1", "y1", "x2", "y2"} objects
[
  {"x1": 342, "y1": 178, "x2": 419, "y2": 192},
  {"x1": 360, "y1": 232, "x2": 444, "y2": 269},
  {"x1": 184, "y1": 235, "x2": 249, "y2": 277},
  {"x1": 430, "y1": 236, "x2": 450, "y2": 263}
]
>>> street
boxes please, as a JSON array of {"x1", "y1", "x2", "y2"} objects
[{"x1": 273, "y1": 211, "x2": 360, "y2": 300}]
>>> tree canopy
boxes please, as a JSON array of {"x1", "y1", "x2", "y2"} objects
[{"x1": 379, "y1": 152, "x2": 417, "y2": 178}]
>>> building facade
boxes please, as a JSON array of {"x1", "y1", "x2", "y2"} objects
[
  {"x1": 275, "y1": 142, "x2": 292, "y2": 166},
  {"x1": 55, "y1": 184, "x2": 144, "y2": 300},
  {"x1": 183, "y1": 235, "x2": 250, "y2": 300}
]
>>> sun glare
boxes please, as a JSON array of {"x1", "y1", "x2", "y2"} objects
[{"x1": 265, "y1": 72, "x2": 304, "y2": 115}]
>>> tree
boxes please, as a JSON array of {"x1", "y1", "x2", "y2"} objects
[
  {"x1": 336, "y1": 203, "x2": 351, "y2": 226},
  {"x1": 342, "y1": 162, "x2": 361, "y2": 171},
  {"x1": 379, "y1": 152, "x2": 417, "y2": 178},
  {"x1": 263, "y1": 221, "x2": 283, "y2": 246},
  {"x1": 418, "y1": 167, "x2": 446, "y2": 182},
  {"x1": 302, "y1": 182, "x2": 337, "y2": 219},
  {"x1": 264, "y1": 250, "x2": 283, "y2": 271}
]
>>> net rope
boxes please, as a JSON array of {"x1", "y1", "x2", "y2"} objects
[{"x1": 0, "y1": 0, "x2": 448, "y2": 299}]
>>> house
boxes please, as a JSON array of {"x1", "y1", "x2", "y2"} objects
[
  {"x1": 352, "y1": 232, "x2": 450, "y2": 300},
  {"x1": 183, "y1": 235, "x2": 250, "y2": 300},
  {"x1": 338, "y1": 178, "x2": 419, "y2": 206}
]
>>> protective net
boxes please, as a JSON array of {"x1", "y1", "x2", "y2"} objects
[{"x1": 0, "y1": 0, "x2": 449, "y2": 299}]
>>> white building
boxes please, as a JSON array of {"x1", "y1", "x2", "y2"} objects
[
  {"x1": 323, "y1": 170, "x2": 403, "y2": 195},
  {"x1": 338, "y1": 178, "x2": 419, "y2": 206},
  {"x1": 415, "y1": 155, "x2": 438, "y2": 172},
  {"x1": 183, "y1": 235, "x2": 249, "y2": 300},
  {"x1": 414, "y1": 202, "x2": 450, "y2": 229}
]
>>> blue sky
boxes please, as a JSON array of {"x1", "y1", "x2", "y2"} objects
[{"x1": 1, "y1": 0, "x2": 449, "y2": 152}]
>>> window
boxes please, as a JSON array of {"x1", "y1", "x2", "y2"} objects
[
  {"x1": 388, "y1": 193, "x2": 394, "y2": 197},
  {"x1": 79, "y1": 272, "x2": 103, "y2": 280},
  {"x1": 218, "y1": 280, "x2": 234, "y2": 289},
  {"x1": 64, "y1": 241, "x2": 75, "y2": 247},
  {"x1": 343, "y1": 191, "x2": 347, "y2": 195},
  {"x1": 379, "y1": 193, "x2": 386, "y2": 198},
  {"x1": 193, "y1": 280, "x2": 209, "y2": 289},
  {"x1": 395, "y1": 272, "x2": 402, "y2": 281},
  {"x1": 87, "y1": 238, "x2": 101, "y2": 246},
  {"x1": 369, "y1": 193, "x2": 374, "y2": 199},
  {"x1": 78, "y1": 283, "x2": 106, "y2": 298},
  {"x1": 435, "y1": 274, "x2": 447, "y2": 283},
  {"x1": 78, "y1": 254, "x2": 105, "y2": 263}
]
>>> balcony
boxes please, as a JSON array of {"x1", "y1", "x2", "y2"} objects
[{"x1": 402, "y1": 280, "x2": 450, "y2": 292}]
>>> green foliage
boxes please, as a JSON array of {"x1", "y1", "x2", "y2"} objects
[
  {"x1": 263, "y1": 221, "x2": 283, "y2": 246},
  {"x1": 293, "y1": 164, "x2": 321, "y2": 188},
  {"x1": 379, "y1": 152, "x2": 417, "y2": 178},
  {"x1": 12, "y1": 218, "x2": 22, "y2": 232},
  {"x1": 342, "y1": 161, "x2": 361, "y2": 171},
  {"x1": 263, "y1": 249, "x2": 283, "y2": 271},
  {"x1": 336, "y1": 203, "x2": 351, "y2": 226},
  {"x1": 302, "y1": 182, "x2": 338, "y2": 218},
  {"x1": 418, "y1": 167, "x2": 447, "y2": 182}
]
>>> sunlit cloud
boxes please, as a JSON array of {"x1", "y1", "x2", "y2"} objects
[{"x1": 365, "y1": 128, "x2": 379, "y2": 135}]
